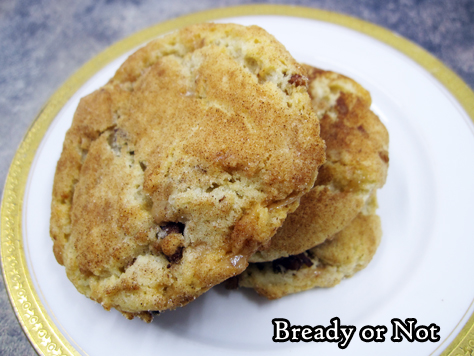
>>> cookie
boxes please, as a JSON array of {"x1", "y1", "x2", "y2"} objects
[
  {"x1": 250, "y1": 66, "x2": 389, "y2": 262},
  {"x1": 236, "y1": 194, "x2": 382, "y2": 299},
  {"x1": 50, "y1": 23, "x2": 325, "y2": 321}
]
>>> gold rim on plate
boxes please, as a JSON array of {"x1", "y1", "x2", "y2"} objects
[{"x1": 1, "y1": 5, "x2": 473, "y2": 356}]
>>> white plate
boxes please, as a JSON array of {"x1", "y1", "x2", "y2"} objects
[{"x1": 6, "y1": 7, "x2": 474, "y2": 356}]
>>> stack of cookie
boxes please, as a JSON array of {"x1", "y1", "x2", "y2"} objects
[
  {"x1": 50, "y1": 23, "x2": 388, "y2": 322},
  {"x1": 234, "y1": 66, "x2": 389, "y2": 299}
]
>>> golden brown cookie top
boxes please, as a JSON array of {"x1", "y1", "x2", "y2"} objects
[
  {"x1": 50, "y1": 23, "x2": 325, "y2": 320},
  {"x1": 250, "y1": 66, "x2": 389, "y2": 262}
]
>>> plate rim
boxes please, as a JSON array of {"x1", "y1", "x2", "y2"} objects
[{"x1": 1, "y1": 4, "x2": 474, "y2": 356}]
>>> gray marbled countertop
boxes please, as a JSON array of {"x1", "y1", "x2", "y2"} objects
[{"x1": 1, "y1": 0, "x2": 473, "y2": 355}]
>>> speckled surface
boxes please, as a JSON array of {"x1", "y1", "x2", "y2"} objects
[{"x1": 0, "y1": 0, "x2": 473, "y2": 355}]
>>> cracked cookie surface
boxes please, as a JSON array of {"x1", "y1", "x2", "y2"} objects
[
  {"x1": 250, "y1": 66, "x2": 389, "y2": 263},
  {"x1": 50, "y1": 23, "x2": 325, "y2": 321}
]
